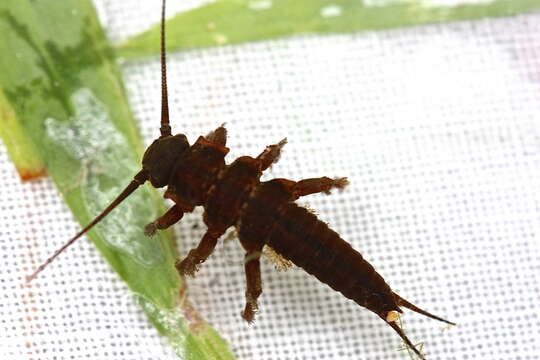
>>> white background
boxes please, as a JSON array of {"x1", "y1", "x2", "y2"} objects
[{"x1": 1, "y1": 1, "x2": 539, "y2": 359}]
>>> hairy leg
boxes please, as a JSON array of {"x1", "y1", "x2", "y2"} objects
[
  {"x1": 144, "y1": 204, "x2": 184, "y2": 236},
  {"x1": 176, "y1": 228, "x2": 225, "y2": 276},
  {"x1": 293, "y1": 177, "x2": 349, "y2": 197},
  {"x1": 240, "y1": 245, "x2": 264, "y2": 323},
  {"x1": 256, "y1": 138, "x2": 287, "y2": 171},
  {"x1": 206, "y1": 124, "x2": 227, "y2": 146}
]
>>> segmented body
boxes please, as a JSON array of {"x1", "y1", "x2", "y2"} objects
[
  {"x1": 242, "y1": 183, "x2": 398, "y2": 316},
  {"x1": 30, "y1": 1, "x2": 453, "y2": 357},
  {"x1": 165, "y1": 134, "x2": 399, "y2": 319},
  {"x1": 150, "y1": 131, "x2": 453, "y2": 360}
]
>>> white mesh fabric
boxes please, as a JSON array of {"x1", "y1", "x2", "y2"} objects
[{"x1": 1, "y1": 1, "x2": 540, "y2": 359}]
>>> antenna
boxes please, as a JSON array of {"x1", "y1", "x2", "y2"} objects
[
  {"x1": 27, "y1": 1, "x2": 170, "y2": 282},
  {"x1": 26, "y1": 170, "x2": 148, "y2": 283},
  {"x1": 159, "y1": 0, "x2": 171, "y2": 138}
]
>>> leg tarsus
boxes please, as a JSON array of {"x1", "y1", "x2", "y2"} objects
[
  {"x1": 293, "y1": 176, "x2": 349, "y2": 197},
  {"x1": 144, "y1": 204, "x2": 184, "y2": 236},
  {"x1": 144, "y1": 223, "x2": 158, "y2": 237},
  {"x1": 206, "y1": 124, "x2": 227, "y2": 146},
  {"x1": 176, "y1": 228, "x2": 225, "y2": 276},
  {"x1": 257, "y1": 138, "x2": 287, "y2": 171}
]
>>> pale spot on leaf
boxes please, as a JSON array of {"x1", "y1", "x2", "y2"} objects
[
  {"x1": 248, "y1": 0, "x2": 273, "y2": 11},
  {"x1": 320, "y1": 4, "x2": 343, "y2": 18},
  {"x1": 214, "y1": 33, "x2": 228, "y2": 45}
]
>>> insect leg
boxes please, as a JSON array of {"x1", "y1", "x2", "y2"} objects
[
  {"x1": 256, "y1": 138, "x2": 287, "y2": 171},
  {"x1": 176, "y1": 227, "x2": 225, "y2": 276},
  {"x1": 293, "y1": 177, "x2": 349, "y2": 196},
  {"x1": 240, "y1": 242, "x2": 264, "y2": 323},
  {"x1": 144, "y1": 204, "x2": 184, "y2": 236},
  {"x1": 205, "y1": 124, "x2": 227, "y2": 146}
]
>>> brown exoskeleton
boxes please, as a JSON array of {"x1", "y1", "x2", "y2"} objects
[{"x1": 28, "y1": 1, "x2": 455, "y2": 358}]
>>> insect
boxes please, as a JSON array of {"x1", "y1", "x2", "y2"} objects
[{"x1": 28, "y1": 1, "x2": 454, "y2": 358}]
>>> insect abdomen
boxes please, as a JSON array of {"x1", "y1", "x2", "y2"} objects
[{"x1": 266, "y1": 202, "x2": 399, "y2": 315}]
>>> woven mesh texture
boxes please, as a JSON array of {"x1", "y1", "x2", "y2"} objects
[{"x1": 1, "y1": 1, "x2": 540, "y2": 359}]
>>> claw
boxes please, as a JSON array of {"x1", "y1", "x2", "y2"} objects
[
  {"x1": 144, "y1": 222, "x2": 157, "y2": 236},
  {"x1": 241, "y1": 304, "x2": 257, "y2": 323},
  {"x1": 176, "y1": 256, "x2": 199, "y2": 276}
]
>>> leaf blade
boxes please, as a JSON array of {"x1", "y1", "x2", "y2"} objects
[
  {"x1": 0, "y1": 1, "x2": 235, "y2": 359},
  {"x1": 117, "y1": 0, "x2": 540, "y2": 58}
]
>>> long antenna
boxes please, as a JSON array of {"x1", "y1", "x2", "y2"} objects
[
  {"x1": 26, "y1": 171, "x2": 148, "y2": 283},
  {"x1": 159, "y1": 0, "x2": 171, "y2": 138}
]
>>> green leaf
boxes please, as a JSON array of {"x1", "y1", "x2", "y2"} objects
[
  {"x1": 117, "y1": 0, "x2": 540, "y2": 58},
  {"x1": 0, "y1": 1, "x2": 235, "y2": 359},
  {"x1": 0, "y1": 88, "x2": 45, "y2": 180}
]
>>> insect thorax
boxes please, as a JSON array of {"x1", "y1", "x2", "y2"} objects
[{"x1": 163, "y1": 136, "x2": 230, "y2": 209}]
